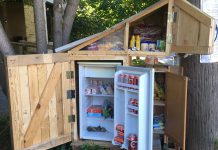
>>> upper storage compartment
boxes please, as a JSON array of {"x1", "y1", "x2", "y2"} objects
[
  {"x1": 67, "y1": 0, "x2": 216, "y2": 56},
  {"x1": 170, "y1": 0, "x2": 216, "y2": 54}
]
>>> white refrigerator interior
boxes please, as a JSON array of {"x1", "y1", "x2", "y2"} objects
[
  {"x1": 113, "y1": 66, "x2": 154, "y2": 150},
  {"x1": 78, "y1": 62, "x2": 122, "y2": 141}
]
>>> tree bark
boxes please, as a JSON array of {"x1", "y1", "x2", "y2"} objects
[
  {"x1": 183, "y1": 0, "x2": 218, "y2": 149},
  {"x1": 33, "y1": 0, "x2": 48, "y2": 53},
  {"x1": 0, "y1": 21, "x2": 14, "y2": 56},
  {"x1": 62, "y1": 0, "x2": 80, "y2": 45},
  {"x1": 53, "y1": 0, "x2": 63, "y2": 49}
]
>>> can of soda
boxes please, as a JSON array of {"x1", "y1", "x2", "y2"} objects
[{"x1": 128, "y1": 134, "x2": 138, "y2": 150}]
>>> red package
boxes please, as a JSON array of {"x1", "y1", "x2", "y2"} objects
[
  {"x1": 118, "y1": 131, "x2": 124, "y2": 137},
  {"x1": 116, "y1": 124, "x2": 124, "y2": 132},
  {"x1": 87, "y1": 105, "x2": 102, "y2": 113},
  {"x1": 114, "y1": 136, "x2": 124, "y2": 144}
]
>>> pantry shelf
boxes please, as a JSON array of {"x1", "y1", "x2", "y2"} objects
[
  {"x1": 127, "y1": 105, "x2": 138, "y2": 110},
  {"x1": 154, "y1": 100, "x2": 165, "y2": 106},
  {"x1": 87, "y1": 116, "x2": 114, "y2": 121},
  {"x1": 116, "y1": 86, "x2": 139, "y2": 93},
  {"x1": 153, "y1": 129, "x2": 164, "y2": 135}
]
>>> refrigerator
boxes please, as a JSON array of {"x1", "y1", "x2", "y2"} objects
[{"x1": 78, "y1": 62, "x2": 154, "y2": 150}]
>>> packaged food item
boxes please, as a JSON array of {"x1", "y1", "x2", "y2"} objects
[
  {"x1": 136, "y1": 35, "x2": 141, "y2": 51},
  {"x1": 130, "y1": 35, "x2": 136, "y2": 50},
  {"x1": 145, "y1": 56, "x2": 158, "y2": 65},
  {"x1": 118, "y1": 131, "x2": 124, "y2": 137},
  {"x1": 128, "y1": 134, "x2": 138, "y2": 150},
  {"x1": 129, "y1": 98, "x2": 138, "y2": 107},
  {"x1": 156, "y1": 40, "x2": 166, "y2": 51},
  {"x1": 149, "y1": 42, "x2": 156, "y2": 51},
  {"x1": 116, "y1": 124, "x2": 124, "y2": 132},
  {"x1": 132, "y1": 57, "x2": 144, "y2": 66},
  {"x1": 141, "y1": 41, "x2": 150, "y2": 51},
  {"x1": 87, "y1": 126, "x2": 107, "y2": 132},
  {"x1": 114, "y1": 136, "x2": 124, "y2": 144},
  {"x1": 133, "y1": 76, "x2": 139, "y2": 85},
  {"x1": 87, "y1": 105, "x2": 103, "y2": 117},
  {"x1": 128, "y1": 75, "x2": 134, "y2": 85}
]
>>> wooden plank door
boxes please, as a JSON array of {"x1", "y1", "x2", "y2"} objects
[
  {"x1": 6, "y1": 54, "x2": 77, "y2": 150},
  {"x1": 169, "y1": 0, "x2": 216, "y2": 54},
  {"x1": 165, "y1": 73, "x2": 188, "y2": 149}
]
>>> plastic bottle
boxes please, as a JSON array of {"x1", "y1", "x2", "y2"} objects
[
  {"x1": 130, "y1": 35, "x2": 136, "y2": 50},
  {"x1": 136, "y1": 35, "x2": 140, "y2": 51}
]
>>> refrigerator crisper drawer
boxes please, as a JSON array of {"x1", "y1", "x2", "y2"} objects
[{"x1": 78, "y1": 62, "x2": 121, "y2": 141}]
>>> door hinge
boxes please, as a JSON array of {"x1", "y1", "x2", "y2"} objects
[
  {"x1": 168, "y1": 12, "x2": 177, "y2": 23},
  {"x1": 68, "y1": 115, "x2": 76, "y2": 122},
  {"x1": 66, "y1": 71, "x2": 74, "y2": 79},
  {"x1": 67, "y1": 90, "x2": 75, "y2": 99},
  {"x1": 166, "y1": 33, "x2": 173, "y2": 44}
]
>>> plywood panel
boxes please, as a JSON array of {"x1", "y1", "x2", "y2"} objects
[
  {"x1": 165, "y1": 73, "x2": 188, "y2": 149},
  {"x1": 27, "y1": 65, "x2": 41, "y2": 145},
  {"x1": 19, "y1": 66, "x2": 31, "y2": 148},
  {"x1": 37, "y1": 64, "x2": 50, "y2": 143},
  {"x1": 62, "y1": 62, "x2": 72, "y2": 135},
  {"x1": 7, "y1": 67, "x2": 22, "y2": 150},
  {"x1": 47, "y1": 64, "x2": 58, "y2": 139}
]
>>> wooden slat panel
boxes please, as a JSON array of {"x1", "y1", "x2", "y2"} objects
[
  {"x1": 6, "y1": 53, "x2": 70, "y2": 67},
  {"x1": 62, "y1": 62, "x2": 72, "y2": 135},
  {"x1": 24, "y1": 63, "x2": 62, "y2": 147},
  {"x1": 19, "y1": 66, "x2": 31, "y2": 148},
  {"x1": 70, "y1": 61, "x2": 78, "y2": 141},
  {"x1": 7, "y1": 67, "x2": 22, "y2": 150},
  {"x1": 47, "y1": 64, "x2": 58, "y2": 139},
  {"x1": 165, "y1": 73, "x2": 188, "y2": 149},
  {"x1": 56, "y1": 75, "x2": 64, "y2": 136},
  {"x1": 28, "y1": 65, "x2": 41, "y2": 145},
  {"x1": 37, "y1": 64, "x2": 50, "y2": 144}
]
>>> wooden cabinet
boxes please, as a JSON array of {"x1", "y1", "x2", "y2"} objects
[{"x1": 66, "y1": 0, "x2": 215, "y2": 57}]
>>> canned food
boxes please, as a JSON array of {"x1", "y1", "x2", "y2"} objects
[
  {"x1": 116, "y1": 124, "x2": 124, "y2": 132},
  {"x1": 128, "y1": 75, "x2": 134, "y2": 85},
  {"x1": 118, "y1": 131, "x2": 124, "y2": 137},
  {"x1": 123, "y1": 74, "x2": 129, "y2": 84},
  {"x1": 133, "y1": 76, "x2": 139, "y2": 85},
  {"x1": 114, "y1": 136, "x2": 124, "y2": 144},
  {"x1": 128, "y1": 134, "x2": 138, "y2": 150}
]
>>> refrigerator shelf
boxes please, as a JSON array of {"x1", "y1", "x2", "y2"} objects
[
  {"x1": 127, "y1": 112, "x2": 138, "y2": 117},
  {"x1": 85, "y1": 94, "x2": 114, "y2": 97},
  {"x1": 127, "y1": 105, "x2": 138, "y2": 110},
  {"x1": 87, "y1": 116, "x2": 114, "y2": 121},
  {"x1": 116, "y1": 86, "x2": 139, "y2": 93},
  {"x1": 117, "y1": 82, "x2": 139, "y2": 90}
]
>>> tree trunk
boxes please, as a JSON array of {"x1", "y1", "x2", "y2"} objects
[
  {"x1": 62, "y1": 0, "x2": 80, "y2": 45},
  {"x1": 53, "y1": 0, "x2": 63, "y2": 49},
  {"x1": 33, "y1": 0, "x2": 48, "y2": 53},
  {"x1": 0, "y1": 21, "x2": 14, "y2": 55},
  {"x1": 183, "y1": 1, "x2": 218, "y2": 149}
]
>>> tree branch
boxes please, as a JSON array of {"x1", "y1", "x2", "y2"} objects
[
  {"x1": 53, "y1": 0, "x2": 64, "y2": 49},
  {"x1": 0, "y1": 21, "x2": 14, "y2": 56},
  {"x1": 33, "y1": 0, "x2": 48, "y2": 53},
  {"x1": 62, "y1": 0, "x2": 80, "y2": 45}
]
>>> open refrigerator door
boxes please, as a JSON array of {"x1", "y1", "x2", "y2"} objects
[{"x1": 113, "y1": 66, "x2": 154, "y2": 150}]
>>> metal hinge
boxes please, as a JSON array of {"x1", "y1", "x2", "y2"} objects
[
  {"x1": 67, "y1": 90, "x2": 75, "y2": 99},
  {"x1": 66, "y1": 71, "x2": 74, "y2": 79},
  {"x1": 166, "y1": 33, "x2": 173, "y2": 44},
  {"x1": 168, "y1": 12, "x2": 177, "y2": 23},
  {"x1": 68, "y1": 115, "x2": 76, "y2": 122}
]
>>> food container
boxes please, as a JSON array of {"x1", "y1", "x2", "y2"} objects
[
  {"x1": 116, "y1": 124, "x2": 124, "y2": 132},
  {"x1": 133, "y1": 76, "x2": 139, "y2": 85},
  {"x1": 123, "y1": 74, "x2": 129, "y2": 84},
  {"x1": 114, "y1": 136, "x2": 124, "y2": 144},
  {"x1": 141, "y1": 41, "x2": 150, "y2": 51},
  {"x1": 118, "y1": 131, "x2": 124, "y2": 137},
  {"x1": 149, "y1": 42, "x2": 156, "y2": 51},
  {"x1": 128, "y1": 75, "x2": 134, "y2": 85},
  {"x1": 128, "y1": 134, "x2": 138, "y2": 150},
  {"x1": 156, "y1": 40, "x2": 166, "y2": 51}
]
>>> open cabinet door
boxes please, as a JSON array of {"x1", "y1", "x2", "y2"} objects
[
  {"x1": 165, "y1": 73, "x2": 188, "y2": 149},
  {"x1": 6, "y1": 54, "x2": 78, "y2": 150},
  {"x1": 170, "y1": 0, "x2": 216, "y2": 54}
]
